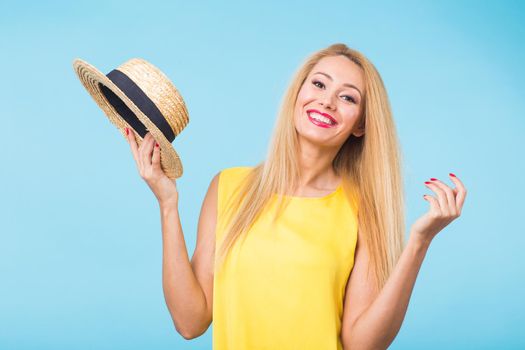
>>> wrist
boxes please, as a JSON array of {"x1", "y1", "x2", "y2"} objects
[
  {"x1": 408, "y1": 231, "x2": 433, "y2": 250},
  {"x1": 159, "y1": 198, "x2": 178, "y2": 211}
]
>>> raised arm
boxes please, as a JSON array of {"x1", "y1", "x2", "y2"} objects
[
  {"x1": 341, "y1": 173, "x2": 467, "y2": 349},
  {"x1": 160, "y1": 171, "x2": 220, "y2": 339},
  {"x1": 340, "y1": 231, "x2": 430, "y2": 350},
  {"x1": 124, "y1": 129, "x2": 220, "y2": 340}
]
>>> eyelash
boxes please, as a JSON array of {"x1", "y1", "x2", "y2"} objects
[{"x1": 312, "y1": 80, "x2": 356, "y2": 104}]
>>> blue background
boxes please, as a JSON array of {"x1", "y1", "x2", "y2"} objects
[{"x1": 1, "y1": 0, "x2": 524, "y2": 349}]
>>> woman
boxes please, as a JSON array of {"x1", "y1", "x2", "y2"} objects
[{"x1": 124, "y1": 43, "x2": 467, "y2": 349}]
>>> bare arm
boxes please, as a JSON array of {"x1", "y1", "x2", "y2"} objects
[
  {"x1": 123, "y1": 130, "x2": 219, "y2": 340},
  {"x1": 160, "y1": 172, "x2": 220, "y2": 340},
  {"x1": 341, "y1": 233, "x2": 430, "y2": 350},
  {"x1": 342, "y1": 174, "x2": 467, "y2": 349}
]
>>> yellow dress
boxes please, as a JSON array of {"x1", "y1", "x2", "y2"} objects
[{"x1": 213, "y1": 166, "x2": 359, "y2": 350}]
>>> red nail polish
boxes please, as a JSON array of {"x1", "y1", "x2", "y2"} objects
[
  {"x1": 155, "y1": 143, "x2": 159, "y2": 147},
  {"x1": 125, "y1": 128, "x2": 129, "y2": 135},
  {"x1": 430, "y1": 178, "x2": 437, "y2": 181},
  {"x1": 424, "y1": 181, "x2": 431, "y2": 184},
  {"x1": 449, "y1": 173, "x2": 456, "y2": 177}
]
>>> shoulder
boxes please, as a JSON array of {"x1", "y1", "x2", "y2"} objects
[
  {"x1": 218, "y1": 166, "x2": 255, "y2": 184},
  {"x1": 220, "y1": 165, "x2": 254, "y2": 176},
  {"x1": 216, "y1": 166, "x2": 255, "y2": 219},
  {"x1": 217, "y1": 165, "x2": 255, "y2": 194}
]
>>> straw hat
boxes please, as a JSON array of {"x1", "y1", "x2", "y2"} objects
[{"x1": 72, "y1": 58, "x2": 189, "y2": 179}]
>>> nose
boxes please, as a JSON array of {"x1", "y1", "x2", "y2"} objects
[{"x1": 319, "y1": 94, "x2": 336, "y2": 110}]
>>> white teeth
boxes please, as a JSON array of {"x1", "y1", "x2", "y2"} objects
[{"x1": 308, "y1": 112, "x2": 335, "y2": 125}]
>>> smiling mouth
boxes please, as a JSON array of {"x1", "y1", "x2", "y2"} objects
[{"x1": 306, "y1": 110, "x2": 338, "y2": 128}]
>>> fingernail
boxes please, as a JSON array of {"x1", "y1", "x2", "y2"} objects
[
  {"x1": 125, "y1": 127, "x2": 129, "y2": 135},
  {"x1": 430, "y1": 178, "x2": 438, "y2": 181},
  {"x1": 424, "y1": 181, "x2": 431, "y2": 184},
  {"x1": 155, "y1": 143, "x2": 159, "y2": 148},
  {"x1": 449, "y1": 173, "x2": 456, "y2": 177}
]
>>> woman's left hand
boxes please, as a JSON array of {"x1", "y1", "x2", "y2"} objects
[{"x1": 410, "y1": 173, "x2": 467, "y2": 245}]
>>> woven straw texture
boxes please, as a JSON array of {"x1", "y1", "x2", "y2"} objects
[{"x1": 72, "y1": 58, "x2": 189, "y2": 179}]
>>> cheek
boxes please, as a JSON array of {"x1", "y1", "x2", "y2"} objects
[
  {"x1": 340, "y1": 112, "x2": 360, "y2": 131},
  {"x1": 298, "y1": 86, "x2": 316, "y2": 101},
  {"x1": 298, "y1": 82, "x2": 319, "y2": 99},
  {"x1": 294, "y1": 89, "x2": 310, "y2": 116}
]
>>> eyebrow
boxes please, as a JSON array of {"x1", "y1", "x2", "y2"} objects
[{"x1": 312, "y1": 71, "x2": 362, "y2": 97}]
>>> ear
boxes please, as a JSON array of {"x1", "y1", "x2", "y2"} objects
[
  {"x1": 352, "y1": 114, "x2": 365, "y2": 138},
  {"x1": 353, "y1": 124, "x2": 365, "y2": 138}
]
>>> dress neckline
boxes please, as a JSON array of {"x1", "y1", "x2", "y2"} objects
[{"x1": 276, "y1": 181, "x2": 343, "y2": 200}]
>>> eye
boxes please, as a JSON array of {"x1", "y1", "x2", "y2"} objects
[
  {"x1": 312, "y1": 80, "x2": 324, "y2": 89},
  {"x1": 312, "y1": 80, "x2": 357, "y2": 104},
  {"x1": 342, "y1": 95, "x2": 356, "y2": 103}
]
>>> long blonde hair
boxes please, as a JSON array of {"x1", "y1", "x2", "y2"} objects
[{"x1": 214, "y1": 43, "x2": 406, "y2": 291}]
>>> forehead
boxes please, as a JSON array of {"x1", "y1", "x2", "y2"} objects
[{"x1": 309, "y1": 55, "x2": 364, "y2": 92}]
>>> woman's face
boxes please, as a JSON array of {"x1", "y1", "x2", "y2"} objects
[{"x1": 294, "y1": 55, "x2": 365, "y2": 148}]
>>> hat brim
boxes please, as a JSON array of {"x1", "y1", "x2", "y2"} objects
[{"x1": 73, "y1": 58, "x2": 183, "y2": 179}]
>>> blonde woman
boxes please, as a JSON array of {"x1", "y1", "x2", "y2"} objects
[{"x1": 125, "y1": 43, "x2": 467, "y2": 350}]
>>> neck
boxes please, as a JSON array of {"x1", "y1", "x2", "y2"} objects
[{"x1": 296, "y1": 138, "x2": 341, "y2": 190}]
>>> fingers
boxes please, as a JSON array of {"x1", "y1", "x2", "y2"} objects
[
  {"x1": 152, "y1": 139, "x2": 161, "y2": 170},
  {"x1": 125, "y1": 127, "x2": 141, "y2": 167},
  {"x1": 139, "y1": 132, "x2": 156, "y2": 168},
  {"x1": 424, "y1": 180, "x2": 447, "y2": 216},
  {"x1": 426, "y1": 178, "x2": 457, "y2": 216},
  {"x1": 423, "y1": 173, "x2": 467, "y2": 218},
  {"x1": 448, "y1": 173, "x2": 467, "y2": 214},
  {"x1": 125, "y1": 129, "x2": 159, "y2": 175},
  {"x1": 423, "y1": 193, "x2": 440, "y2": 214},
  {"x1": 137, "y1": 132, "x2": 149, "y2": 170}
]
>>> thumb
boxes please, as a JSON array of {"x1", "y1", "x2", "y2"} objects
[
  {"x1": 423, "y1": 194, "x2": 440, "y2": 213},
  {"x1": 152, "y1": 141, "x2": 161, "y2": 169}
]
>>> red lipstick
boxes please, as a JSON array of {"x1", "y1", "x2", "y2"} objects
[{"x1": 306, "y1": 109, "x2": 338, "y2": 127}]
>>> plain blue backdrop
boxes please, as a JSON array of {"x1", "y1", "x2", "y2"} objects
[{"x1": 1, "y1": 0, "x2": 524, "y2": 349}]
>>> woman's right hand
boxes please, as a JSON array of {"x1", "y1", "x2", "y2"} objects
[{"x1": 125, "y1": 128, "x2": 179, "y2": 206}]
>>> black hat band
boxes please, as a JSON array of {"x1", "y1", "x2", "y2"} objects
[{"x1": 98, "y1": 69, "x2": 176, "y2": 142}]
